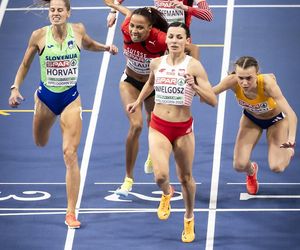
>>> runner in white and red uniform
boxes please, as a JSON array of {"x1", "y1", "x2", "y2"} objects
[
  {"x1": 103, "y1": 0, "x2": 169, "y2": 196},
  {"x1": 127, "y1": 22, "x2": 217, "y2": 243}
]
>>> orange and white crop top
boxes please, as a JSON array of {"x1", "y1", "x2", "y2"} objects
[
  {"x1": 154, "y1": 55, "x2": 195, "y2": 106},
  {"x1": 235, "y1": 74, "x2": 277, "y2": 114}
]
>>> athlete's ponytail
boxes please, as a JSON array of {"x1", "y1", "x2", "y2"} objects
[{"x1": 132, "y1": 7, "x2": 168, "y2": 33}]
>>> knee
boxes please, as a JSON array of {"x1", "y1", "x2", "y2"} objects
[
  {"x1": 178, "y1": 174, "x2": 195, "y2": 187},
  {"x1": 155, "y1": 173, "x2": 168, "y2": 186},
  {"x1": 269, "y1": 163, "x2": 287, "y2": 173},
  {"x1": 233, "y1": 159, "x2": 249, "y2": 172},
  {"x1": 129, "y1": 122, "x2": 143, "y2": 136},
  {"x1": 63, "y1": 147, "x2": 78, "y2": 168}
]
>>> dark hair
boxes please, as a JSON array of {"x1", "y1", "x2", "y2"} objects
[
  {"x1": 36, "y1": 0, "x2": 71, "y2": 11},
  {"x1": 187, "y1": 0, "x2": 194, "y2": 6},
  {"x1": 235, "y1": 56, "x2": 259, "y2": 72},
  {"x1": 168, "y1": 22, "x2": 191, "y2": 38},
  {"x1": 131, "y1": 7, "x2": 168, "y2": 33}
]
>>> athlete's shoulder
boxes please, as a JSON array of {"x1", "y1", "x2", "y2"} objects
[
  {"x1": 30, "y1": 27, "x2": 47, "y2": 44},
  {"x1": 150, "y1": 56, "x2": 163, "y2": 71},
  {"x1": 32, "y1": 26, "x2": 46, "y2": 37},
  {"x1": 149, "y1": 27, "x2": 166, "y2": 43},
  {"x1": 146, "y1": 28, "x2": 167, "y2": 52},
  {"x1": 71, "y1": 23, "x2": 85, "y2": 33},
  {"x1": 262, "y1": 73, "x2": 276, "y2": 82}
]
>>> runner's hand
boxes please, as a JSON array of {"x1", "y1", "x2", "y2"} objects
[
  {"x1": 127, "y1": 101, "x2": 140, "y2": 113},
  {"x1": 107, "y1": 44, "x2": 118, "y2": 55},
  {"x1": 9, "y1": 90, "x2": 24, "y2": 108},
  {"x1": 107, "y1": 12, "x2": 117, "y2": 27}
]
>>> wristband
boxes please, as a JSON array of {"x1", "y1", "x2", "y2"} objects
[{"x1": 10, "y1": 84, "x2": 19, "y2": 90}]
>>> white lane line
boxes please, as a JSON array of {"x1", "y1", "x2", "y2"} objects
[
  {"x1": 94, "y1": 182, "x2": 202, "y2": 185},
  {"x1": 228, "y1": 183, "x2": 300, "y2": 185},
  {"x1": 5, "y1": 5, "x2": 300, "y2": 11},
  {"x1": 206, "y1": 0, "x2": 235, "y2": 249},
  {"x1": 240, "y1": 193, "x2": 300, "y2": 200},
  {"x1": 0, "y1": 183, "x2": 65, "y2": 185},
  {"x1": 0, "y1": 0, "x2": 9, "y2": 26},
  {"x1": 63, "y1": 15, "x2": 118, "y2": 250},
  {"x1": 2, "y1": 208, "x2": 300, "y2": 216}
]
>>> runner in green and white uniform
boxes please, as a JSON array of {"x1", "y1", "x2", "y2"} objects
[
  {"x1": 37, "y1": 23, "x2": 80, "y2": 115},
  {"x1": 9, "y1": 0, "x2": 118, "y2": 229}
]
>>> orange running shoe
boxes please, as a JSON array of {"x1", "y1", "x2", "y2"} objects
[
  {"x1": 157, "y1": 185, "x2": 174, "y2": 220},
  {"x1": 246, "y1": 162, "x2": 259, "y2": 195},
  {"x1": 65, "y1": 212, "x2": 81, "y2": 229}
]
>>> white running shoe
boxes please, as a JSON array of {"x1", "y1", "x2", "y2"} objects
[
  {"x1": 144, "y1": 153, "x2": 153, "y2": 174},
  {"x1": 115, "y1": 177, "x2": 133, "y2": 197}
]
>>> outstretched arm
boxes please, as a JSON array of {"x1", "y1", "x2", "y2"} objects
[
  {"x1": 188, "y1": 58, "x2": 217, "y2": 107},
  {"x1": 264, "y1": 74, "x2": 297, "y2": 146},
  {"x1": 213, "y1": 74, "x2": 237, "y2": 95},
  {"x1": 103, "y1": 0, "x2": 131, "y2": 17},
  {"x1": 9, "y1": 29, "x2": 41, "y2": 108},
  {"x1": 127, "y1": 59, "x2": 159, "y2": 113},
  {"x1": 76, "y1": 23, "x2": 118, "y2": 54},
  {"x1": 174, "y1": 0, "x2": 213, "y2": 22}
]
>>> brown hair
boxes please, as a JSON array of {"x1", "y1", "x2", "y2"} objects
[
  {"x1": 131, "y1": 7, "x2": 168, "y2": 33},
  {"x1": 235, "y1": 56, "x2": 259, "y2": 72},
  {"x1": 34, "y1": 0, "x2": 71, "y2": 11},
  {"x1": 168, "y1": 22, "x2": 191, "y2": 38}
]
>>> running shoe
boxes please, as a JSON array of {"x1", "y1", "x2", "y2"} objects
[
  {"x1": 181, "y1": 216, "x2": 195, "y2": 243},
  {"x1": 246, "y1": 162, "x2": 259, "y2": 195},
  {"x1": 144, "y1": 152, "x2": 153, "y2": 174},
  {"x1": 65, "y1": 212, "x2": 81, "y2": 229},
  {"x1": 115, "y1": 177, "x2": 133, "y2": 197},
  {"x1": 157, "y1": 185, "x2": 174, "y2": 220}
]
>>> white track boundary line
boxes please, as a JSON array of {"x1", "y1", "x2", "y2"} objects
[
  {"x1": 205, "y1": 0, "x2": 234, "y2": 249},
  {"x1": 0, "y1": 0, "x2": 9, "y2": 26},
  {"x1": 228, "y1": 182, "x2": 300, "y2": 185},
  {"x1": 5, "y1": 5, "x2": 300, "y2": 11},
  {"x1": 2, "y1": 208, "x2": 300, "y2": 217},
  {"x1": 63, "y1": 15, "x2": 118, "y2": 250}
]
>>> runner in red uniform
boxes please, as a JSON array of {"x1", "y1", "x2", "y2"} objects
[
  {"x1": 103, "y1": 0, "x2": 169, "y2": 196},
  {"x1": 107, "y1": 0, "x2": 213, "y2": 59}
]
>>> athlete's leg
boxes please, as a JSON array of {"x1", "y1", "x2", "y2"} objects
[
  {"x1": 233, "y1": 115, "x2": 262, "y2": 175},
  {"x1": 143, "y1": 96, "x2": 155, "y2": 173},
  {"x1": 267, "y1": 119, "x2": 294, "y2": 173},
  {"x1": 144, "y1": 95, "x2": 155, "y2": 125},
  {"x1": 119, "y1": 82, "x2": 144, "y2": 179},
  {"x1": 173, "y1": 132, "x2": 196, "y2": 242},
  {"x1": 149, "y1": 127, "x2": 174, "y2": 220},
  {"x1": 173, "y1": 132, "x2": 196, "y2": 219},
  {"x1": 33, "y1": 92, "x2": 56, "y2": 146},
  {"x1": 149, "y1": 127, "x2": 172, "y2": 194},
  {"x1": 60, "y1": 96, "x2": 82, "y2": 215}
]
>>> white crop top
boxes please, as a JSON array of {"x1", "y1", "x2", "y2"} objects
[{"x1": 154, "y1": 55, "x2": 195, "y2": 106}]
